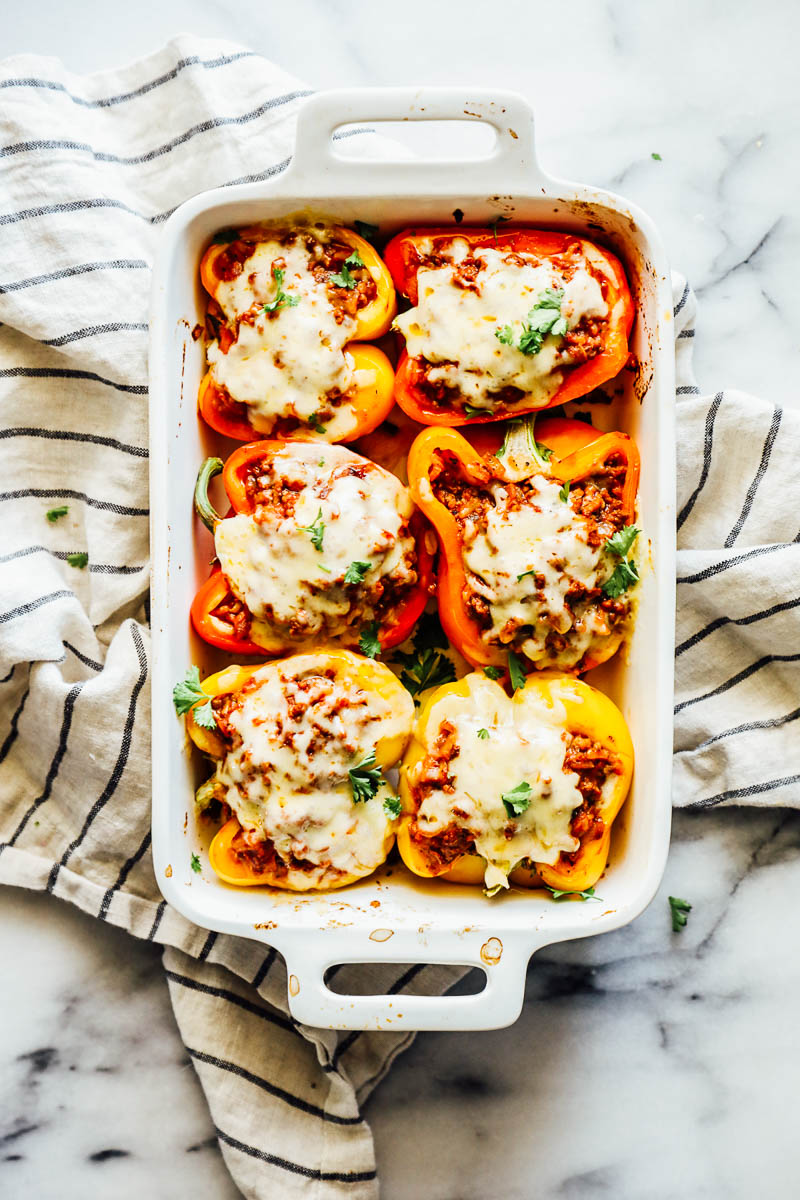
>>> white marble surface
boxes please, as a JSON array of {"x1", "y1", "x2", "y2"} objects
[{"x1": 2, "y1": 1, "x2": 800, "y2": 1197}]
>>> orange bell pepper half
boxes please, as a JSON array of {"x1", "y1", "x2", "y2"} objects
[
  {"x1": 383, "y1": 226, "x2": 634, "y2": 426},
  {"x1": 190, "y1": 441, "x2": 435, "y2": 658},
  {"x1": 198, "y1": 225, "x2": 398, "y2": 442},
  {"x1": 406, "y1": 415, "x2": 640, "y2": 676},
  {"x1": 397, "y1": 672, "x2": 634, "y2": 894}
]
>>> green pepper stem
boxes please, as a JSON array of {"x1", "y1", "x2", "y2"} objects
[{"x1": 194, "y1": 457, "x2": 224, "y2": 533}]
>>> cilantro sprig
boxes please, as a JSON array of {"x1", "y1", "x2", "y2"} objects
[
  {"x1": 669, "y1": 895, "x2": 692, "y2": 931},
  {"x1": 330, "y1": 250, "x2": 365, "y2": 290},
  {"x1": 348, "y1": 750, "x2": 383, "y2": 804},
  {"x1": 605, "y1": 525, "x2": 640, "y2": 557},
  {"x1": 359, "y1": 622, "x2": 382, "y2": 659},
  {"x1": 66, "y1": 552, "x2": 88, "y2": 569},
  {"x1": 190, "y1": 853, "x2": 202, "y2": 874},
  {"x1": 507, "y1": 650, "x2": 527, "y2": 692},
  {"x1": 559, "y1": 480, "x2": 571, "y2": 503},
  {"x1": 382, "y1": 794, "x2": 403, "y2": 820},
  {"x1": 477, "y1": 728, "x2": 490, "y2": 740},
  {"x1": 344, "y1": 560, "x2": 372, "y2": 585},
  {"x1": 501, "y1": 781, "x2": 532, "y2": 818},
  {"x1": 301, "y1": 508, "x2": 325, "y2": 552},
  {"x1": 484, "y1": 666, "x2": 503, "y2": 681},
  {"x1": 264, "y1": 265, "x2": 299, "y2": 314},
  {"x1": 546, "y1": 885, "x2": 601, "y2": 902},
  {"x1": 307, "y1": 413, "x2": 327, "y2": 434},
  {"x1": 495, "y1": 287, "x2": 568, "y2": 357},
  {"x1": 396, "y1": 646, "x2": 456, "y2": 700},
  {"x1": 46, "y1": 505, "x2": 69, "y2": 522},
  {"x1": 172, "y1": 666, "x2": 217, "y2": 730},
  {"x1": 602, "y1": 524, "x2": 640, "y2": 598}
]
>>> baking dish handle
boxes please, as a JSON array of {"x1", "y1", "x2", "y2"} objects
[
  {"x1": 285, "y1": 87, "x2": 548, "y2": 194},
  {"x1": 278, "y1": 928, "x2": 536, "y2": 1032}
]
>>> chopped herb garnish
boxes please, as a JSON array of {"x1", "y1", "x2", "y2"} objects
[
  {"x1": 172, "y1": 666, "x2": 217, "y2": 730},
  {"x1": 496, "y1": 287, "x2": 567, "y2": 357},
  {"x1": 46, "y1": 505, "x2": 69, "y2": 522},
  {"x1": 463, "y1": 403, "x2": 486, "y2": 418},
  {"x1": 396, "y1": 647, "x2": 456, "y2": 699},
  {"x1": 517, "y1": 568, "x2": 539, "y2": 583},
  {"x1": 669, "y1": 895, "x2": 692, "y2": 931},
  {"x1": 263, "y1": 265, "x2": 299, "y2": 313},
  {"x1": 330, "y1": 250, "x2": 364, "y2": 289},
  {"x1": 605, "y1": 524, "x2": 640, "y2": 557},
  {"x1": 507, "y1": 650, "x2": 527, "y2": 692},
  {"x1": 484, "y1": 665, "x2": 504, "y2": 680},
  {"x1": 211, "y1": 228, "x2": 238, "y2": 244},
  {"x1": 349, "y1": 750, "x2": 383, "y2": 803},
  {"x1": 301, "y1": 508, "x2": 325, "y2": 551},
  {"x1": 66, "y1": 552, "x2": 88, "y2": 569},
  {"x1": 477, "y1": 728, "x2": 490, "y2": 740},
  {"x1": 495, "y1": 324, "x2": 515, "y2": 346},
  {"x1": 318, "y1": 564, "x2": 331, "y2": 574},
  {"x1": 488, "y1": 215, "x2": 511, "y2": 243},
  {"x1": 359, "y1": 622, "x2": 382, "y2": 659},
  {"x1": 383, "y1": 794, "x2": 403, "y2": 820},
  {"x1": 190, "y1": 853, "x2": 202, "y2": 874},
  {"x1": 546, "y1": 885, "x2": 601, "y2": 901},
  {"x1": 344, "y1": 560, "x2": 372, "y2": 585},
  {"x1": 354, "y1": 220, "x2": 379, "y2": 241},
  {"x1": 501, "y1": 781, "x2": 532, "y2": 818},
  {"x1": 603, "y1": 559, "x2": 640, "y2": 599},
  {"x1": 317, "y1": 457, "x2": 326, "y2": 467},
  {"x1": 651, "y1": 152, "x2": 663, "y2": 161},
  {"x1": 559, "y1": 480, "x2": 571, "y2": 503},
  {"x1": 307, "y1": 413, "x2": 327, "y2": 434}
]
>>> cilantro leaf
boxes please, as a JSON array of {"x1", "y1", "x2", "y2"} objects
[
  {"x1": 330, "y1": 251, "x2": 364, "y2": 289},
  {"x1": 359, "y1": 622, "x2": 382, "y2": 659},
  {"x1": 559, "y1": 480, "x2": 571, "y2": 503},
  {"x1": 301, "y1": 508, "x2": 325, "y2": 552},
  {"x1": 651, "y1": 152, "x2": 663, "y2": 161},
  {"x1": 348, "y1": 750, "x2": 382, "y2": 803},
  {"x1": 517, "y1": 569, "x2": 539, "y2": 583},
  {"x1": 307, "y1": 413, "x2": 327, "y2": 434},
  {"x1": 495, "y1": 325, "x2": 515, "y2": 346},
  {"x1": 546, "y1": 885, "x2": 601, "y2": 902},
  {"x1": 354, "y1": 220, "x2": 379, "y2": 241},
  {"x1": 497, "y1": 287, "x2": 568, "y2": 357},
  {"x1": 396, "y1": 647, "x2": 456, "y2": 699},
  {"x1": 263, "y1": 265, "x2": 299, "y2": 313},
  {"x1": 211, "y1": 228, "x2": 238, "y2": 244},
  {"x1": 602, "y1": 559, "x2": 640, "y2": 598},
  {"x1": 344, "y1": 560, "x2": 372, "y2": 585},
  {"x1": 605, "y1": 525, "x2": 640, "y2": 557},
  {"x1": 172, "y1": 666, "x2": 205, "y2": 714},
  {"x1": 190, "y1": 853, "x2": 202, "y2": 874},
  {"x1": 507, "y1": 650, "x2": 527, "y2": 692},
  {"x1": 192, "y1": 700, "x2": 218, "y2": 730},
  {"x1": 46, "y1": 505, "x2": 69, "y2": 522},
  {"x1": 502, "y1": 781, "x2": 532, "y2": 818},
  {"x1": 484, "y1": 666, "x2": 503, "y2": 681},
  {"x1": 66, "y1": 552, "x2": 88, "y2": 569},
  {"x1": 477, "y1": 728, "x2": 490, "y2": 740},
  {"x1": 669, "y1": 895, "x2": 692, "y2": 931},
  {"x1": 383, "y1": 794, "x2": 403, "y2": 820}
]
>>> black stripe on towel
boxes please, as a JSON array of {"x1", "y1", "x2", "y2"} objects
[
  {"x1": 98, "y1": 830, "x2": 152, "y2": 920},
  {"x1": 686, "y1": 706, "x2": 800, "y2": 754},
  {"x1": 0, "y1": 665, "x2": 15, "y2": 684},
  {"x1": 0, "y1": 51, "x2": 258, "y2": 108},
  {"x1": 689, "y1": 774, "x2": 800, "y2": 810},
  {"x1": 675, "y1": 594, "x2": 800, "y2": 656},
  {"x1": 0, "y1": 488, "x2": 148, "y2": 516},
  {"x1": 164, "y1": 968, "x2": 296, "y2": 1033},
  {"x1": 197, "y1": 931, "x2": 218, "y2": 962},
  {"x1": 673, "y1": 280, "x2": 690, "y2": 315},
  {"x1": 0, "y1": 366, "x2": 147, "y2": 395},
  {"x1": 251, "y1": 947, "x2": 277, "y2": 989},
  {"x1": 40, "y1": 321, "x2": 148, "y2": 347},
  {"x1": 215, "y1": 1128, "x2": 375, "y2": 1182},
  {"x1": 677, "y1": 543, "x2": 788, "y2": 585},
  {"x1": 676, "y1": 392, "x2": 723, "y2": 530},
  {"x1": 0, "y1": 545, "x2": 146, "y2": 575},
  {"x1": 0, "y1": 590, "x2": 73, "y2": 625},
  {"x1": 46, "y1": 623, "x2": 147, "y2": 892},
  {"x1": 677, "y1": 328, "x2": 695, "y2": 339},
  {"x1": 146, "y1": 899, "x2": 167, "y2": 941},
  {"x1": 187, "y1": 1047, "x2": 362, "y2": 1125},
  {"x1": 674, "y1": 652, "x2": 800, "y2": 715},
  {"x1": 63, "y1": 642, "x2": 104, "y2": 672},
  {"x1": 0, "y1": 682, "x2": 85, "y2": 852},
  {"x1": 0, "y1": 90, "x2": 312, "y2": 165},
  {"x1": 0, "y1": 259, "x2": 148, "y2": 293},
  {"x1": 0, "y1": 427, "x2": 148, "y2": 457},
  {"x1": 723, "y1": 406, "x2": 782, "y2": 547}
]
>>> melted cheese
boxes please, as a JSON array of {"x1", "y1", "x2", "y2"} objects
[
  {"x1": 216, "y1": 655, "x2": 414, "y2": 883},
  {"x1": 414, "y1": 675, "x2": 583, "y2": 889},
  {"x1": 207, "y1": 233, "x2": 359, "y2": 437},
  {"x1": 461, "y1": 475, "x2": 618, "y2": 669},
  {"x1": 394, "y1": 239, "x2": 607, "y2": 410},
  {"x1": 215, "y1": 442, "x2": 415, "y2": 642}
]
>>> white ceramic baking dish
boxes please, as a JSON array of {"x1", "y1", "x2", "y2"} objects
[{"x1": 149, "y1": 88, "x2": 675, "y2": 1032}]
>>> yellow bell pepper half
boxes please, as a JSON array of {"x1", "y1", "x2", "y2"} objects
[{"x1": 397, "y1": 672, "x2": 634, "y2": 894}]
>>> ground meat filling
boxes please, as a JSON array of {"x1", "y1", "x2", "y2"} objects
[
  {"x1": 408, "y1": 725, "x2": 621, "y2": 874},
  {"x1": 430, "y1": 449, "x2": 632, "y2": 668},
  {"x1": 213, "y1": 454, "x2": 420, "y2": 646}
]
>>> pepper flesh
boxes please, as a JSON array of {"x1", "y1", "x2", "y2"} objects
[
  {"x1": 383, "y1": 227, "x2": 634, "y2": 426},
  {"x1": 186, "y1": 650, "x2": 411, "y2": 889},
  {"x1": 199, "y1": 226, "x2": 396, "y2": 442},
  {"x1": 406, "y1": 416, "x2": 640, "y2": 674},
  {"x1": 396, "y1": 672, "x2": 634, "y2": 892},
  {"x1": 190, "y1": 441, "x2": 435, "y2": 658}
]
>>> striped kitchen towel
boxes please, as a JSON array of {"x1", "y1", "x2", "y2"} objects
[{"x1": 0, "y1": 33, "x2": 797, "y2": 1200}]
